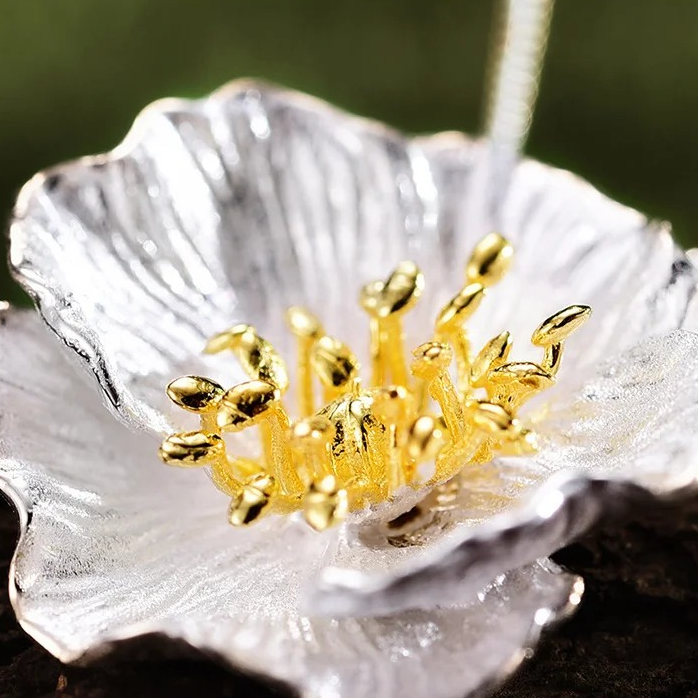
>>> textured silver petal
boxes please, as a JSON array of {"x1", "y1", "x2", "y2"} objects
[
  {"x1": 309, "y1": 329, "x2": 698, "y2": 616},
  {"x1": 421, "y1": 137, "x2": 698, "y2": 394},
  {"x1": 10, "y1": 81, "x2": 698, "y2": 433},
  {"x1": 9, "y1": 82, "x2": 448, "y2": 433},
  {"x1": 0, "y1": 309, "x2": 582, "y2": 698}
]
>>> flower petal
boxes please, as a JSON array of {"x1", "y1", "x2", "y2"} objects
[
  {"x1": 307, "y1": 329, "x2": 698, "y2": 617},
  {"x1": 0, "y1": 309, "x2": 582, "y2": 698},
  {"x1": 10, "y1": 81, "x2": 447, "y2": 433}
]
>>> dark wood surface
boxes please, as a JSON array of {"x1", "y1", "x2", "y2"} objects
[{"x1": 2, "y1": 496, "x2": 698, "y2": 698}]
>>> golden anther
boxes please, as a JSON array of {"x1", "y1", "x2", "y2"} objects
[
  {"x1": 303, "y1": 474, "x2": 349, "y2": 532},
  {"x1": 465, "y1": 233, "x2": 513, "y2": 287},
  {"x1": 203, "y1": 323, "x2": 252, "y2": 354},
  {"x1": 290, "y1": 414, "x2": 335, "y2": 482},
  {"x1": 406, "y1": 414, "x2": 448, "y2": 464},
  {"x1": 468, "y1": 401, "x2": 538, "y2": 459},
  {"x1": 217, "y1": 380, "x2": 303, "y2": 496},
  {"x1": 435, "y1": 283, "x2": 486, "y2": 335},
  {"x1": 470, "y1": 331, "x2": 513, "y2": 388},
  {"x1": 216, "y1": 379, "x2": 280, "y2": 429},
  {"x1": 487, "y1": 362, "x2": 555, "y2": 411},
  {"x1": 469, "y1": 401, "x2": 518, "y2": 437},
  {"x1": 434, "y1": 282, "x2": 486, "y2": 394},
  {"x1": 531, "y1": 304, "x2": 592, "y2": 376},
  {"x1": 360, "y1": 261, "x2": 424, "y2": 387},
  {"x1": 166, "y1": 375, "x2": 225, "y2": 412},
  {"x1": 531, "y1": 305, "x2": 592, "y2": 346},
  {"x1": 285, "y1": 306, "x2": 324, "y2": 339},
  {"x1": 204, "y1": 324, "x2": 289, "y2": 393},
  {"x1": 285, "y1": 306, "x2": 325, "y2": 417},
  {"x1": 158, "y1": 431, "x2": 225, "y2": 467},
  {"x1": 411, "y1": 342, "x2": 465, "y2": 442},
  {"x1": 311, "y1": 335, "x2": 360, "y2": 402},
  {"x1": 166, "y1": 375, "x2": 225, "y2": 432},
  {"x1": 228, "y1": 473, "x2": 276, "y2": 526},
  {"x1": 360, "y1": 261, "x2": 424, "y2": 318}
]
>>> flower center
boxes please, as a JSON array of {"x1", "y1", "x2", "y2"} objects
[{"x1": 158, "y1": 233, "x2": 590, "y2": 531}]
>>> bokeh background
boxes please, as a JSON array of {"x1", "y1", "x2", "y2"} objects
[{"x1": 2, "y1": 0, "x2": 697, "y2": 304}]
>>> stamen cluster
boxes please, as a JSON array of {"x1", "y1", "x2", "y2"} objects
[{"x1": 159, "y1": 233, "x2": 590, "y2": 531}]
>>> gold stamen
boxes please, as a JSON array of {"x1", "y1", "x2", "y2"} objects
[
  {"x1": 361, "y1": 280, "x2": 389, "y2": 386},
  {"x1": 372, "y1": 385, "x2": 414, "y2": 490},
  {"x1": 532, "y1": 304, "x2": 592, "y2": 376},
  {"x1": 158, "y1": 431, "x2": 225, "y2": 467},
  {"x1": 290, "y1": 415, "x2": 335, "y2": 482},
  {"x1": 205, "y1": 324, "x2": 289, "y2": 392},
  {"x1": 228, "y1": 473, "x2": 276, "y2": 526},
  {"x1": 411, "y1": 342, "x2": 465, "y2": 442},
  {"x1": 465, "y1": 232, "x2": 513, "y2": 286},
  {"x1": 434, "y1": 283, "x2": 486, "y2": 394},
  {"x1": 433, "y1": 401, "x2": 514, "y2": 483},
  {"x1": 470, "y1": 401, "x2": 519, "y2": 437},
  {"x1": 311, "y1": 335, "x2": 360, "y2": 403},
  {"x1": 285, "y1": 307, "x2": 324, "y2": 417},
  {"x1": 228, "y1": 455, "x2": 266, "y2": 481},
  {"x1": 217, "y1": 380, "x2": 303, "y2": 496},
  {"x1": 487, "y1": 362, "x2": 555, "y2": 412},
  {"x1": 303, "y1": 474, "x2": 349, "y2": 531},
  {"x1": 471, "y1": 331, "x2": 513, "y2": 388},
  {"x1": 360, "y1": 261, "x2": 424, "y2": 387},
  {"x1": 166, "y1": 375, "x2": 225, "y2": 432},
  {"x1": 531, "y1": 304, "x2": 592, "y2": 345},
  {"x1": 210, "y1": 459, "x2": 244, "y2": 497}
]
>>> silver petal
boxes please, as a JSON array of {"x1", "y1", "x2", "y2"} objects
[
  {"x1": 309, "y1": 329, "x2": 698, "y2": 617},
  {"x1": 10, "y1": 81, "x2": 698, "y2": 433},
  {"x1": 0, "y1": 309, "x2": 582, "y2": 698},
  {"x1": 10, "y1": 82, "x2": 447, "y2": 433},
  {"x1": 421, "y1": 135, "x2": 698, "y2": 393}
]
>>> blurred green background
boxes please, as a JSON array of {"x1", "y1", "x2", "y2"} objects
[{"x1": 2, "y1": 0, "x2": 697, "y2": 304}]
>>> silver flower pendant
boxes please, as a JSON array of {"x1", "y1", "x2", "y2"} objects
[{"x1": 3, "y1": 79, "x2": 698, "y2": 698}]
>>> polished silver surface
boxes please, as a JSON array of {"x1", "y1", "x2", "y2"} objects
[{"x1": 4, "y1": 80, "x2": 698, "y2": 697}]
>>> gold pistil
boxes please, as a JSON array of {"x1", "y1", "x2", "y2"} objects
[{"x1": 360, "y1": 261, "x2": 424, "y2": 387}]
